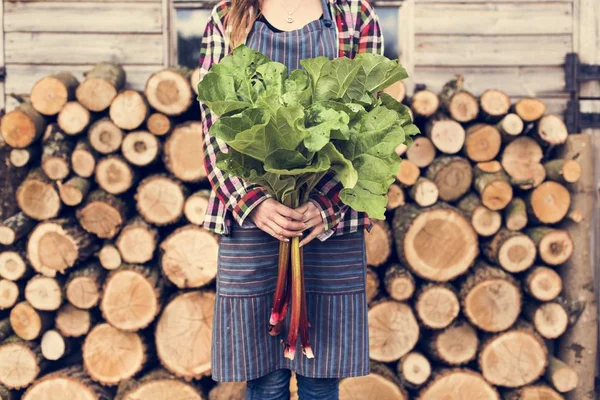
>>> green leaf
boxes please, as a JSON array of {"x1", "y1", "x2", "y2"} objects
[
  {"x1": 282, "y1": 69, "x2": 312, "y2": 107},
  {"x1": 345, "y1": 54, "x2": 408, "y2": 101},
  {"x1": 264, "y1": 149, "x2": 330, "y2": 175},
  {"x1": 313, "y1": 58, "x2": 363, "y2": 101},
  {"x1": 303, "y1": 103, "x2": 350, "y2": 152},
  {"x1": 319, "y1": 143, "x2": 358, "y2": 188},
  {"x1": 340, "y1": 183, "x2": 387, "y2": 220},
  {"x1": 196, "y1": 72, "x2": 252, "y2": 116},
  {"x1": 210, "y1": 108, "x2": 271, "y2": 161}
]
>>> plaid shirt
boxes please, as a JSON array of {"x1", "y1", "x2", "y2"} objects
[{"x1": 198, "y1": 0, "x2": 384, "y2": 237}]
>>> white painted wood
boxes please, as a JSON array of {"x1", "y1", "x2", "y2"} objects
[
  {"x1": 413, "y1": 66, "x2": 566, "y2": 97},
  {"x1": 415, "y1": 34, "x2": 572, "y2": 66},
  {"x1": 5, "y1": 32, "x2": 163, "y2": 64},
  {"x1": 4, "y1": 64, "x2": 161, "y2": 94},
  {"x1": 4, "y1": 2, "x2": 162, "y2": 33},
  {"x1": 415, "y1": 2, "x2": 572, "y2": 35},
  {"x1": 398, "y1": 0, "x2": 415, "y2": 93},
  {"x1": 0, "y1": 0, "x2": 5, "y2": 110},
  {"x1": 162, "y1": 0, "x2": 170, "y2": 67},
  {"x1": 5, "y1": 0, "x2": 160, "y2": 2}
]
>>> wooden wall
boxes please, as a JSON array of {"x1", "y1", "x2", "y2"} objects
[
  {"x1": 1, "y1": 0, "x2": 168, "y2": 111},
  {"x1": 399, "y1": 0, "x2": 575, "y2": 115}
]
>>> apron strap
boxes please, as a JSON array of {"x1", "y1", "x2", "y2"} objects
[{"x1": 321, "y1": 0, "x2": 334, "y2": 28}]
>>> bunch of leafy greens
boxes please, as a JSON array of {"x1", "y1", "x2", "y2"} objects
[{"x1": 197, "y1": 45, "x2": 419, "y2": 218}]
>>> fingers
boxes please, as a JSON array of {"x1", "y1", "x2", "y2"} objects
[
  {"x1": 299, "y1": 224, "x2": 325, "y2": 247},
  {"x1": 267, "y1": 219, "x2": 303, "y2": 239},
  {"x1": 272, "y1": 214, "x2": 305, "y2": 232},
  {"x1": 256, "y1": 220, "x2": 289, "y2": 242},
  {"x1": 294, "y1": 203, "x2": 310, "y2": 214},
  {"x1": 277, "y1": 204, "x2": 306, "y2": 221}
]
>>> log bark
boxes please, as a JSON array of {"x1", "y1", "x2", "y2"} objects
[
  {"x1": 439, "y1": 76, "x2": 479, "y2": 123},
  {"x1": 425, "y1": 156, "x2": 472, "y2": 202},
  {"x1": 525, "y1": 227, "x2": 573, "y2": 266},
  {"x1": 396, "y1": 352, "x2": 431, "y2": 389},
  {"x1": 24, "y1": 274, "x2": 63, "y2": 311},
  {"x1": 76, "y1": 63, "x2": 126, "y2": 112},
  {"x1": 410, "y1": 89, "x2": 439, "y2": 118},
  {"x1": 418, "y1": 369, "x2": 499, "y2": 400},
  {"x1": 65, "y1": 261, "x2": 105, "y2": 310},
  {"x1": 184, "y1": 190, "x2": 210, "y2": 225},
  {"x1": 109, "y1": 90, "x2": 149, "y2": 130},
  {"x1": 57, "y1": 176, "x2": 91, "y2": 206},
  {"x1": 386, "y1": 183, "x2": 405, "y2": 211},
  {"x1": 145, "y1": 68, "x2": 194, "y2": 116},
  {"x1": 392, "y1": 203, "x2": 478, "y2": 282},
  {"x1": 27, "y1": 218, "x2": 98, "y2": 277},
  {"x1": 406, "y1": 136, "x2": 436, "y2": 168},
  {"x1": 136, "y1": 174, "x2": 186, "y2": 226},
  {"x1": 365, "y1": 267, "x2": 380, "y2": 305},
  {"x1": 16, "y1": 168, "x2": 61, "y2": 220},
  {"x1": 396, "y1": 159, "x2": 420, "y2": 186},
  {"x1": 339, "y1": 361, "x2": 407, "y2": 400},
  {"x1": 1, "y1": 102, "x2": 47, "y2": 148},
  {"x1": 368, "y1": 300, "x2": 419, "y2": 362},
  {"x1": 0, "y1": 383, "x2": 14, "y2": 400},
  {"x1": 501, "y1": 136, "x2": 545, "y2": 189},
  {"x1": 163, "y1": 122, "x2": 207, "y2": 183},
  {"x1": 0, "y1": 212, "x2": 35, "y2": 246},
  {"x1": 9, "y1": 301, "x2": 53, "y2": 340},
  {"x1": 513, "y1": 97, "x2": 546, "y2": 122},
  {"x1": 30, "y1": 72, "x2": 78, "y2": 116},
  {"x1": 472, "y1": 163, "x2": 513, "y2": 211},
  {"x1": 365, "y1": 220, "x2": 392, "y2": 267},
  {"x1": 101, "y1": 263, "x2": 163, "y2": 331},
  {"x1": 555, "y1": 134, "x2": 597, "y2": 400},
  {"x1": 479, "y1": 89, "x2": 511, "y2": 122},
  {"x1": 524, "y1": 266, "x2": 563, "y2": 301},
  {"x1": 0, "y1": 318, "x2": 14, "y2": 343},
  {"x1": 479, "y1": 322, "x2": 548, "y2": 387},
  {"x1": 483, "y1": 229, "x2": 536, "y2": 273},
  {"x1": 457, "y1": 193, "x2": 501, "y2": 237},
  {"x1": 425, "y1": 115, "x2": 466, "y2": 154},
  {"x1": 95, "y1": 155, "x2": 137, "y2": 195},
  {"x1": 426, "y1": 319, "x2": 478, "y2": 366},
  {"x1": 98, "y1": 241, "x2": 122, "y2": 270},
  {"x1": 155, "y1": 290, "x2": 215, "y2": 380},
  {"x1": 414, "y1": 283, "x2": 460, "y2": 329},
  {"x1": 87, "y1": 117, "x2": 124, "y2": 154},
  {"x1": 57, "y1": 101, "x2": 92, "y2": 136},
  {"x1": 76, "y1": 189, "x2": 128, "y2": 239},
  {"x1": 408, "y1": 177, "x2": 439, "y2": 207},
  {"x1": 41, "y1": 124, "x2": 73, "y2": 180},
  {"x1": 534, "y1": 114, "x2": 568, "y2": 146},
  {"x1": 55, "y1": 303, "x2": 92, "y2": 338},
  {"x1": 504, "y1": 198, "x2": 528, "y2": 231},
  {"x1": 496, "y1": 113, "x2": 524, "y2": 140},
  {"x1": 383, "y1": 264, "x2": 415, "y2": 302},
  {"x1": 544, "y1": 159, "x2": 582, "y2": 185},
  {"x1": 0, "y1": 336, "x2": 46, "y2": 389},
  {"x1": 459, "y1": 261, "x2": 521, "y2": 332},
  {"x1": 23, "y1": 365, "x2": 113, "y2": 400},
  {"x1": 82, "y1": 323, "x2": 148, "y2": 386},
  {"x1": 121, "y1": 131, "x2": 161, "y2": 167},
  {"x1": 545, "y1": 356, "x2": 579, "y2": 393},
  {"x1": 146, "y1": 113, "x2": 173, "y2": 137},
  {"x1": 464, "y1": 124, "x2": 501, "y2": 162},
  {"x1": 116, "y1": 216, "x2": 158, "y2": 264},
  {"x1": 526, "y1": 182, "x2": 571, "y2": 224},
  {"x1": 115, "y1": 368, "x2": 206, "y2": 400},
  {"x1": 71, "y1": 139, "x2": 98, "y2": 178},
  {"x1": 524, "y1": 301, "x2": 568, "y2": 339}
]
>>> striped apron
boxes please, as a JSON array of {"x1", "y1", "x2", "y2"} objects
[{"x1": 211, "y1": 0, "x2": 370, "y2": 382}]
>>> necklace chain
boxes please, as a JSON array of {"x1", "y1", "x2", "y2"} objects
[{"x1": 278, "y1": 0, "x2": 303, "y2": 23}]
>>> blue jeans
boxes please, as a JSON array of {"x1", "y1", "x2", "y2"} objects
[{"x1": 246, "y1": 369, "x2": 339, "y2": 400}]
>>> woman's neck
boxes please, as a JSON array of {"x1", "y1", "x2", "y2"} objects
[{"x1": 259, "y1": 0, "x2": 324, "y2": 32}]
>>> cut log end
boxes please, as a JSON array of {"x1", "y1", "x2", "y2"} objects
[
  {"x1": 122, "y1": 131, "x2": 161, "y2": 167},
  {"x1": 536, "y1": 114, "x2": 568, "y2": 146},
  {"x1": 386, "y1": 184, "x2": 405, "y2": 211},
  {"x1": 448, "y1": 91, "x2": 479, "y2": 123},
  {"x1": 384, "y1": 264, "x2": 415, "y2": 302},
  {"x1": 427, "y1": 119, "x2": 466, "y2": 154},
  {"x1": 136, "y1": 175, "x2": 185, "y2": 226},
  {"x1": 57, "y1": 101, "x2": 90, "y2": 136},
  {"x1": 340, "y1": 363, "x2": 407, "y2": 400},
  {"x1": 480, "y1": 89, "x2": 511, "y2": 118},
  {"x1": 41, "y1": 329, "x2": 68, "y2": 361},
  {"x1": 464, "y1": 124, "x2": 501, "y2": 162},
  {"x1": 365, "y1": 221, "x2": 392, "y2": 267},
  {"x1": 95, "y1": 156, "x2": 136, "y2": 195},
  {"x1": 514, "y1": 98, "x2": 546, "y2": 122},
  {"x1": 396, "y1": 159, "x2": 420, "y2": 186},
  {"x1": 416, "y1": 285, "x2": 459, "y2": 329},
  {"x1": 525, "y1": 266, "x2": 562, "y2": 302},
  {"x1": 83, "y1": 323, "x2": 146, "y2": 386},
  {"x1": 55, "y1": 303, "x2": 92, "y2": 338},
  {"x1": 529, "y1": 302, "x2": 568, "y2": 339},
  {"x1": 0, "y1": 250, "x2": 28, "y2": 280},
  {"x1": 25, "y1": 275, "x2": 62, "y2": 311},
  {"x1": 503, "y1": 385, "x2": 564, "y2": 400},
  {"x1": 147, "y1": 113, "x2": 173, "y2": 136},
  {"x1": 98, "y1": 243, "x2": 122, "y2": 270},
  {"x1": 397, "y1": 352, "x2": 431, "y2": 387},
  {"x1": 406, "y1": 136, "x2": 436, "y2": 168},
  {"x1": 411, "y1": 90, "x2": 439, "y2": 118},
  {"x1": 368, "y1": 301, "x2": 419, "y2": 362},
  {"x1": 109, "y1": 90, "x2": 149, "y2": 131},
  {"x1": 426, "y1": 156, "x2": 472, "y2": 202},
  {"x1": 145, "y1": 69, "x2": 193, "y2": 116},
  {"x1": 88, "y1": 118, "x2": 124, "y2": 155},
  {"x1": 10, "y1": 301, "x2": 51, "y2": 340},
  {"x1": 529, "y1": 182, "x2": 570, "y2": 224},
  {"x1": 430, "y1": 320, "x2": 478, "y2": 365},
  {"x1": 418, "y1": 369, "x2": 499, "y2": 400},
  {"x1": 17, "y1": 175, "x2": 61, "y2": 221},
  {"x1": 0, "y1": 279, "x2": 20, "y2": 309},
  {"x1": 471, "y1": 206, "x2": 502, "y2": 237},
  {"x1": 409, "y1": 178, "x2": 439, "y2": 207},
  {"x1": 497, "y1": 113, "x2": 524, "y2": 138},
  {"x1": 0, "y1": 340, "x2": 41, "y2": 389},
  {"x1": 163, "y1": 122, "x2": 207, "y2": 183}
]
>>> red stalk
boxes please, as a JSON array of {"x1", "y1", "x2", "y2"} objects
[
  {"x1": 284, "y1": 235, "x2": 302, "y2": 360},
  {"x1": 269, "y1": 256, "x2": 292, "y2": 337},
  {"x1": 269, "y1": 240, "x2": 290, "y2": 335},
  {"x1": 298, "y1": 246, "x2": 314, "y2": 358}
]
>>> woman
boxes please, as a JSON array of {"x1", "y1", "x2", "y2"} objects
[{"x1": 197, "y1": 0, "x2": 384, "y2": 398}]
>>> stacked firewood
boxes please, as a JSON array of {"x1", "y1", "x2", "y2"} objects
[
  {"x1": 339, "y1": 77, "x2": 594, "y2": 400},
  {"x1": 0, "y1": 65, "x2": 593, "y2": 400}
]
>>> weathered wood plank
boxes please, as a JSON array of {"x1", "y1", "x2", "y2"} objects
[
  {"x1": 415, "y1": 2, "x2": 572, "y2": 35},
  {"x1": 415, "y1": 34, "x2": 572, "y2": 66},
  {"x1": 5, "y1": 0, "x2": 161, "y2": 2},
  {"x1": 0, "y1": 0, "x2": 5, "y2": 111},
  {"x1": 398, "y1": 0, "x2": 415, "y2": 94},
  {"x1": 4, "y1": 2, "x2": 162, "y2": 33},
  {"x1": 5, "y1": 32, "x2": 163, "y2": 64},
  {"x1": 415, "y1": 0, "x2": 572, "y2": 3},
  {"x1": 413, "y1": 66, "x2": 565, "y2": 97},
  {"x1": 5, "y1": 64, "x2": 161, "y2": 95}
]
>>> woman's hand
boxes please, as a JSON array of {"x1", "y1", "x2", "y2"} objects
[
  {"x1": 295, "y1": 202, "x2": 326, "y2": 247},
  {"x1": 249, "y1": 199, "x2": 306, "y2": 241}
]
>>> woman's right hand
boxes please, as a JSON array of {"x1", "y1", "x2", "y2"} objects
[{"x1": 249, "y1": 199, "x2": 306, "y2": 241}]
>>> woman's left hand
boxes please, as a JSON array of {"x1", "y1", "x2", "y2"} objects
[{"x1": 295, "y1": 202, "x2": 326, "y2": 247}]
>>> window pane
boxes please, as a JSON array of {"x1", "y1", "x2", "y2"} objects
[
  {"x1": 176, "y1": 8, "x2": 212, "y2": 68},
  {"x1": 375, "y1": 7, "x2": 399, "y2": 60}
]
